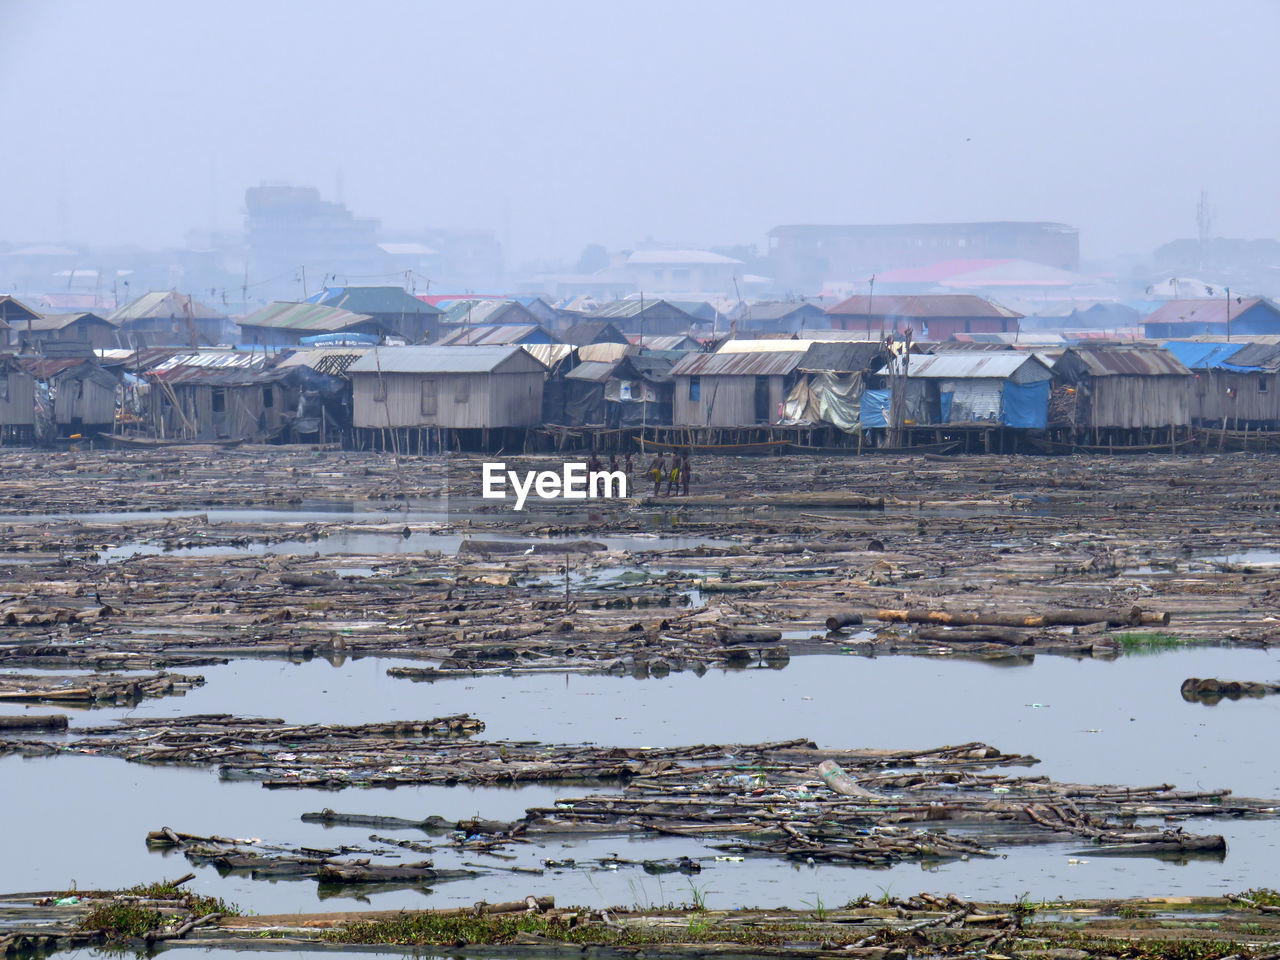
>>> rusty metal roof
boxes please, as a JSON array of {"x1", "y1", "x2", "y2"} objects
[
  {"x1": 670, "y1": 350, "x2": 807, "y2": 377},
  {"x1": 1059, "y1": 345, "x2": 1191, "y2": 377},
  {"x1": 825, "y1": 294, "x2": 1023, "y2": 319},
  {"x1": 147, "y1": 352, "x2": 286, "y2": 386}
]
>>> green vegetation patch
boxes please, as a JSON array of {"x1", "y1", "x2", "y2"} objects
[
  {"x1": 1115, "y1": 631, "x2": 1187, "y2": 654},
  {"x1": 323, "y1": 912, "x2": 797, "y2": 948}
]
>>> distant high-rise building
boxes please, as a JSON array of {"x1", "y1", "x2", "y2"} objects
[
  {"x1": 768, "y1": 221, "x2": 1079, "y2": 295},
  {"x1": 244, "y1": 185, "x2": 381, "y2": 300}
]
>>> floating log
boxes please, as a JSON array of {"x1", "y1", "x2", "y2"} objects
[
  {"x1": 876, "y1": 606, "x2": 1164, "y2": 629},
  {"x1": 825, "y1": 611, "x2": 865, "y2": 631},
  {"x1": 300, "y1": 809, "x2": 451, "y2": 831},
  {"x1": 314, "y1": 861, "x2": 474, "y2": 883},
  {"x1": 0, "y1": 714, "x2": 68, "y2": 730},
  {"x1": 715, "y1": 626, "x2": 782, "y2": 643}
]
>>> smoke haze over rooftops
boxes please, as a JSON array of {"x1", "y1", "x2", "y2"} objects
[{"x1": 2, "y1": 0, "x2": 1279, "y2": 262}]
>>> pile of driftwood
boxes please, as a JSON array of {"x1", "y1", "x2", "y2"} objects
[
  {"x1": 0, "y1": 671, "x2": 202, "y2": 705},
  {"x1": 2, "y1": 450, "x2": 1280, "y2": 685},
  {"x1": 7, "y1": 707, "x2": 1255, "y2": 873},
  {"x1": 146, "y1": 827, "x2": 477, "y2": 893}
]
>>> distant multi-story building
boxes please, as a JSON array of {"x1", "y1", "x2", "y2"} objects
[
  {"x1": 769, "y1": 221, "x2": 1079, "y2": 295},
  {"x1": 245, "y1": 185, "x2": 381, "y2": 300}
]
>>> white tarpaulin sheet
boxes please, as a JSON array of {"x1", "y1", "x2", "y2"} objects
[{"x1": 783, "y1": 371, "x2": 865, "y2": 433}]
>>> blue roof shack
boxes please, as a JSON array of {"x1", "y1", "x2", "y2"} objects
[{"x1": 1161, "y1": 340, "x2": 1280, "y2": 427}]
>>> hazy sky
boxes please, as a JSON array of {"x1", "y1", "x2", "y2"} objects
[{"x1": 2, "y1": 0, "x2": 1278, "y2": 264}]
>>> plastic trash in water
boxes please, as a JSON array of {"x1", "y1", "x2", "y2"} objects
[
  {"x1": 54, "y1": 896, "x2": 80, "y2": 906},
  {"x1": 714, "y1": 856, "x2": 744, "y2": 862}
]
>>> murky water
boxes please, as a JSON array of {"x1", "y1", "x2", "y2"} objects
[
  {"x1": 96, "y1": 529, "x2": 728, "y2": 563},
  {"x1": 3, "y1": 647, "x2": 1279, "y2": 915}
]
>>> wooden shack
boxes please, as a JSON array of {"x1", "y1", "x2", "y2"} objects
[
  {"x1": 0, "y1": 296, "x2": 41, "y2": 347},
  {"x1": 145, "y1": 353, "x2": 291, "y2": 441},
  {"x1": 1162, "y1": 341, "x2": 1280, "y2": 429},
  {"x1": 584, "y1": 299, "x2": 702, "y2": 337},
  {"x1": 0, "y1": 354, "x2": 37, "y2": 443},
  {"x1": 1051, "y1": 345, "x2": 1193, "y2": 442},
  {"x1": 19, "y1": 312, "x2": 119, "y2": 352},
  {"x1": 22, "y1": 357, "x2": 120, "y2": 438},
  {"x1": 348, "y1": 345, "x2": 546, "y2": 451},
  {"x1": 908, "y1": 353, "x2": 1053, "y2": 427},
  {"x1": 670, "y1": 347, "x2": 806, "y2": 426}
]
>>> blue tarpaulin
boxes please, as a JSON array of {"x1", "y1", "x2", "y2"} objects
[
  {"x1": 861, "y1": 388, "x2": 890, "y2": 429},
  {"x1": 939, "y1": 391, "x2": 953, "y2": 423},
  {"x1": 1000, "y1": 380, "x2": 1050, "y2": 429}
]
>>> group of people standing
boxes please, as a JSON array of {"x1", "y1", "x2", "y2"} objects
[
  {"x1": 584, "y1": 450, "x2": 692, "y2": 498},
  {"x1": 647, "y1": 450, "x2": 690, "y2": 497}
]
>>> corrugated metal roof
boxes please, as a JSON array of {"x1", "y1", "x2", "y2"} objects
[
  {"x1": 1060, "y1": 346, "x2": 1191, "y2": 377},
  {"x1": 632, "y1": 334, "x2": 699, "y2": 351},
  {"x1": 586, "y1": 299, "x2": 696, "y2": 321},
  {"x1": 439, "y1": 300, "x2": 536, "y2": 327},
  {"x1": 670, "y1": 350, "x2": 807, "y2": 377},
  {"x1": 238, "y1": 302, "x2": 377, "y2": 333},
  {"x1": 565, "y1": 360, "x2": 616, "y2": 383},
  {"x1": 436, "y1": 324, "x2": 552, "y2": 346},
  {"x1": 1144, "y1": 298, "x2": 1278, "y2": 330},
  {"x1": 308, "y1": 286, "x2": 443, "y2": 315},
  {"x1": 908, "y1": 353, "x2": 1048, "y2": 379},
  {"x1": 347, "y1": 345, "x2": 546, "y2": 375},
  {"x1": 718, "y1": 338, "x2": 816, "y2": 353},
  {"x1": 825, "y1": 294, "x2": 1022, "y2": 319},
  {"x1": 28, "y1": 312, "x2": 116, "y2": 331},
  {"x1": 108, "y1": 291, "x2": 225, "y2": 322},
  {"x1": 147, "y1": 352, "x2": 285, "y2": 386}
]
